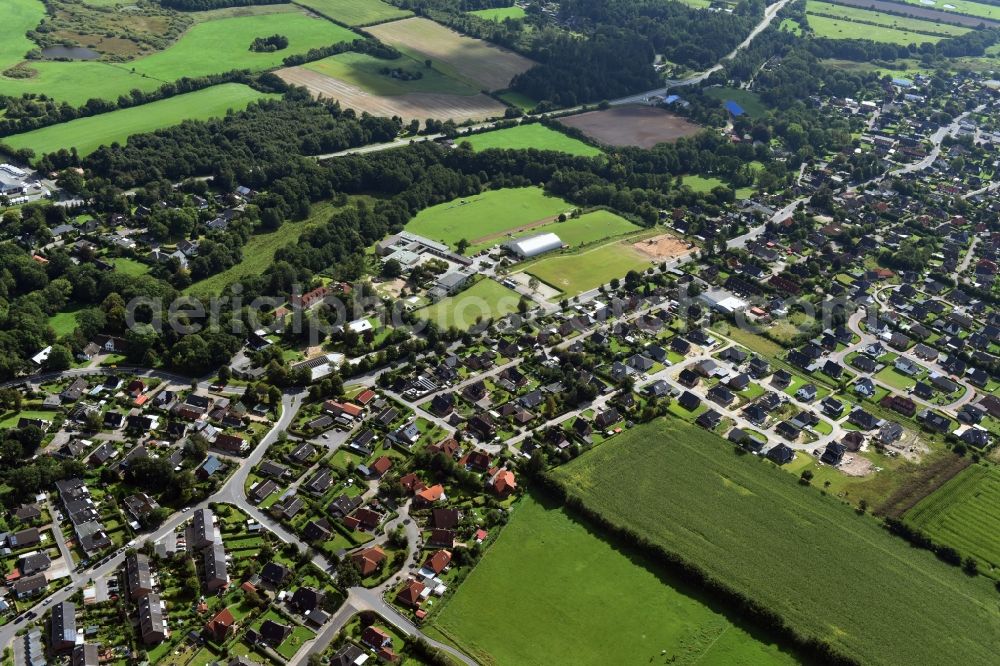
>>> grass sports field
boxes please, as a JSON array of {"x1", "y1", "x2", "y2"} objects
[
  {"x1": 5, "y1": 84, "x2": 276, "y2": 158},
  {"x1": 552, "y1": 418, "x2": 1000, "y2": 665},
  {"x1": 468, "y1": 6, "x2": 527, "y2": 20},
  {"x1": 806, "y1": 14, "x2": 947, "y2": 43},
  {"x1": 905, "y1": 463, "x2": 1000, "y2": 570},
  {"x1": 405, "y1": 188, "x2": 572, "y2": 250},
  {"x1": 294, "y1": 0, "x2": 412, "y2": 26},
  {"x1": 416, "y1": 278, "x2": 521, "y2": 330},
  {"x1": 524, "y1": 239, "x2": 652, "y2": 297},
  {"x1": 459, "y1": 124, "x2": 603, "y2": 157},
  {"x1": 702, "y1": 87, "x2": 768, "y2": 117},
  {"x1": 431, "y1": 495, "x2": 798, "y2": 665},
  {"x1": 367, "y1": 17, "x2": 536, "y2": 91},
  {"x1": 462, "y1": 208, "x2": 640, "y2": 255},
  {"x1": 806, "y1": 1, "x2": 969, "y2": 36},
  {"x1": 0, "y1": 5, "x2": 357, "y2": 104}
]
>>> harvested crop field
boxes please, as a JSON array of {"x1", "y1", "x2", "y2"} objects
[
  {"x1": 276, "y1": 66, "x2": 506, "y2": 122},
  {"x1": 558, "y1": 106, "x2": 701, "y2": 148},
  {"x1": 632, "y1": 233, "x2": 694, "y2": 260},
  {"x1": 366, "y1": 17, "x2": 536, "y2": 91}
]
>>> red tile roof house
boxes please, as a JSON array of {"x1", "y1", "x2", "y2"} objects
[
  {"x1": 362, "y1": 625, "x2": 392, "y2": 650},
  {"x1": 351, "y1": 546, "x2": 386, "y2": 577},
  {"x1": 291, "y1": 285, "x2": 333, "y2": 310},
  {"x1": 399, "y1": 473, "x2": 426, "y2": 495},
  {"x1": 422, "y1": 550, "x2": 452, "y2": 576},
  {"x1": 396, "y1": 580, "x2": 426, "y2": 609},
  {"x1": 488, "y1": 468, "x2": 517, "y2": 498},
  {"x1": 204, "y1": 608, "x2": 236, "y2": 642},
  {"x1": 414, "y1": 484, "x2": 445, "y2": 508},
  {"x1": 213, "y1": 433, "x2": 247, "y2": 455},
  {"x1": 370, "y1": 456, "x2": 393, "y2": 479},
  {"x1": 323, "y1": 400, "x2": 363, "y2": 419},
  {"x1": 355, "y1": 389, "x2": 377, "y2": 406}
]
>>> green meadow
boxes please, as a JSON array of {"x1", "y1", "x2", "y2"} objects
[
  {"x1": 0, "y1": 4, "x2": 357, "y2": 104},
  {"x1": 432, "y1": 495, "x2": 799, "y2": 665},
  {"x1": 467, "y1": 6, "x2": 527, "y2": 20},
  {"x1": 5, "y1": 84, "x2": 276, "y2": 158},
  {"x1": 460, "y1": 124, "x2": 603, "y2": 157}
]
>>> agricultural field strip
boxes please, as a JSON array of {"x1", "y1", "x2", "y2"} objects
[
  {"x1": 839, "y1": 0, "x2": 1000, "y2": 23},
  {"x1": 552, "y1": 420, "x2": 1000, "y2": 665},
  {"x1": 806, "y1": 14, "x2": 949, "y2": 43},
  {"x1": 906, "y1": 465, "x2": 1000, "y2": 566}
]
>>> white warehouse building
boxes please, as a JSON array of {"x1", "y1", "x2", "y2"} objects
[{"x1": 506, "y1": 232, "x2": 563, "y2": 259}]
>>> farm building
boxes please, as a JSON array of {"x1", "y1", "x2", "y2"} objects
[{"x1": 506, "y1": 233, "x2": 563, "y2": 259}]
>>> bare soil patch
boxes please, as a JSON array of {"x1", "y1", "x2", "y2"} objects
[
  {"x1": 840, "y1": 454, "x2": 875, "y2": 477},
  {"x1": 277, "y1": 66, "x2": 507, "y2": 122},
  {"x1": 631, "y1": 233, "x2": 693, "y2": 260},
  {"x1": 874, "y1": 451, "x2": 972, "y2": 518},
  {"x1": 366, "y1": 17, "x2": 536, "y2": 91},
  {"x1": 559, "y1": 106, "x2": 702, "y2": 149}
]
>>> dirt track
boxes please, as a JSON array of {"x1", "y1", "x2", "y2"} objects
[
  {"x1": 277, "y1": 66, "x2": 508, "y2": 122},
  {"x1": 559, "y1": 106, "x2": 702, "y2": 149}
]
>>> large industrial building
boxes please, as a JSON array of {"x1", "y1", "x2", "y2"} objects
[{"x1": 505, "y1": 233, "x2": 563, "y2": 259}]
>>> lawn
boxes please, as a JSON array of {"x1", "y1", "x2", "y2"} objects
[
  {"x1": 702, "y1": 87, "x2": 768, "y2": 117},
  {"x1": 467, "y1": 5, "x2": 527, "y2": 20},
  {"x1": 0, "y1": 410, "x2": 55, "y2": 429},
  {"x1": 405, "y1": 187, "x2": 572, "y2": 250},
  {"x1": 806, "y1": 14, "x2": 946, "y2": 44},
  {"x1": 905, "y1": 463, "x2": 1000, "y2": 571},
  {"x1": 111, "y1": 257, "x2": 150, "y2": 276},
  {"x1": 0, "y1": 7, "x2": 358, "y2": 104},
  {"x1": 303, "y1": 50, "x2": 477, "y2": 96},
  {"x1": 524, "y1": 239, "x2": 653, "y2": 297},
  {"x1": 4, "y1": 84, "x2": 276, "y2": 159},
  {"x1": 432, "y1": 495, "x2": 798, "y2": 665},
  {"x1": 682, "y1": 175, "x2": 754, "y2": 199},
  {"x1": 459, "y1": 124, "x2": 603, "y2": 157},
  {"x1": 294, "y1": 0, "x2": 412, "y2": 26},
  {"x1": 184, "y1": 199, "x2": 343, "y2": 296},
  {"x1": 806, "y1": 1, "x2": 969, "y2": 36},
  {"x1": 551, "y1": 417, "x2": 1000, "y2": 665},
  {"x1": 416, "y1": 278, "x2": 521, "y2": 330},
  {"x1": 48, "y1": 308, "x2": 81, "y2": 337}
]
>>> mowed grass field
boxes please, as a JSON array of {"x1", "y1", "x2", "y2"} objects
[
  {"x1": 5, "y1": 84, "x2": 276, "y2": 158},
  {"x1": 468, "y1": 5, "x2": 527, "y2": 20},
  {"x1": 431, "y1": 495, "x2": 799, "y2": 665},
  {"x1": 806, "y1": 14, "x2": 948, "y2": 43},
  {"x1": 367, "y1": 17, "x2": 536, "y2": 91},
  {"x1": 416, "y1": 278, "x2": 521, "y2": 330},
  {"x1": 405, "y1": 187, "x2": 571, "y2": 250},
  {"x1": 552, "y1": 418, "x2": 1000, "y2": 665},
  {"x1": 303, "y1": 51, "x2": 477, "y2": 96},
  {"x1": 905, "y1": 463, "x2": 1000, "y2": 570},
  {"x1": 459, "y1": 124, "x2": 603, "y2": 157},
  {"x1": 294, "y1": 0, "x2": 412, "y2": 26},
  {"x1": 807, "y1": 1, "x2": 969, "y2": 36},
  {"x1": 524, "y1": 239, "x2": 652, "y2": 297},
  {"x1": 3, "y1": 0, "x2": 43, "y2": 69},
  {"x1": 0, "y1": 5, "x2": 357, "y2": 104},
  {"x1": 892, "y1": 0, "x2": 1000, "y2": 20}
]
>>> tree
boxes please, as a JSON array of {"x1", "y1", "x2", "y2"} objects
[
  {"x1": 45, "y1": 344, "x2": 73, "y2": 371},
  {"x1": 963, "y1": 556, "x2": 979, "y2": 576},
  {"x1": 381, "y1": 259, "x2": 402, "y2": 279},
  {"x1": 455, "y1": 238, "x2": 469, "y2": 255},
  {"x1": 336, "y1": 558, "x2": 362, "y2": 590}
]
